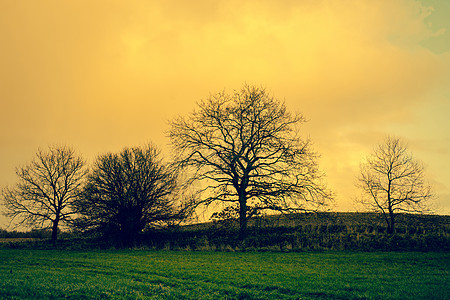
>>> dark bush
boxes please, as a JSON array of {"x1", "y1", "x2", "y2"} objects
[{"x1": 2, "y1": 212, "x2": 448, "y2": 251}]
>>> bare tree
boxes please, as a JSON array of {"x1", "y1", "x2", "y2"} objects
[
  {"x1": 169, "y1": 85, "x2": 332, "y2": 237},
  {"x1": 73, "y1": 145, "x2": 187, "y2": 247},
  {"x1": 1, "y1": 145, "x2": 86, "y2": 242},
  {"x1": 357, "y1": 136, "x2": 432, "y2": 233}
]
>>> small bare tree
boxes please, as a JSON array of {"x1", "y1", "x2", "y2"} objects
[
  {"x1": 357, "y1": 136, "x2": 432, "y2": 233},
  {"x1": 1, "y1": 145, "x2": 86, "y2": 242},
  {"x1": 169, "y1": 85, "x2": 332, "y2": 237}
]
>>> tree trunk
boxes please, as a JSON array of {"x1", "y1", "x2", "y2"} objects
[
  {"x1": 238, "y1": 194, "x2": 247, "y2": 239},
  {"x1": 387, "y1": 208, "x2": 395, "y2": 234},
  {"x1": 51, "y1": 218, "x2": 59, "y2": 243}
]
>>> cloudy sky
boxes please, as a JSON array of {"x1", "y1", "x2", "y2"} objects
[{"x1": 1, "y1": 0, "x2": 449, "y2": 226}]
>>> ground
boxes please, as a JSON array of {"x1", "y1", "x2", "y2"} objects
[{"x1": 0, "y1": 249, "x2": 448, "y2": 299}]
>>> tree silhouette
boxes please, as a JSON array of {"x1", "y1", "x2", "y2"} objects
[
  {"x1": 169, "y1": 85, "x2": 332, "y2": 237},
  {"x1": 357, "y1": 136, "x2": 432, "y2": 233},
  {"x1": 73, "y1": 145, "x2": 186, "y2": 247},
  {"x1": 2, "y1": 145, "x2": 86, "y2": 242}
]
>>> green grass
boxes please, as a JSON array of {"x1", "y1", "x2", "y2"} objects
[{"x1": 0, "y1": 250, "x2": 448, "y2": 299}]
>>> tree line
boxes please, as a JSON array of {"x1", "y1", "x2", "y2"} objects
[{"x1": 1, "y1": 85, "x2": 433, "y2": 246}]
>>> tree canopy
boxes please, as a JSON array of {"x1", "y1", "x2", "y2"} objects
[
  {"x1": 1, "y1": 145, "x2": 86, "y2": 242},
  {"x1": 169, "y1": 85, "x2": 332, "y2": 236},
  {"x1": 357, "y1": 136, "x2": 432, "y2": 233},
  {"x1": 73, "y1": 145, "x2": 186, "y2": 247}
]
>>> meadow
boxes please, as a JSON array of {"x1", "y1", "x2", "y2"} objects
[{"x1": 1, "y1": 249, "x2": 448, "y2": 299}]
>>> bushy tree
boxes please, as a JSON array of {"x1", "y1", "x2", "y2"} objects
[
  {"x1": 169, "y1": 85, "x2": 332, "y2": 237},
  {"x1": 2, "y1": 145, "x2": 86, "y2": 242},
  {"x1": 73, "y1": 145, "x2": 186, "y2": 247},
  {"x1": 357, "y1": 136, "x2": 432, "y2": 233}
]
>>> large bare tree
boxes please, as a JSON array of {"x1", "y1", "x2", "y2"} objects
[
  {"x1": 169, "y1": 85, "x2": 332, "y2": 237},
  {"x1": 73, "y1": 145, "x2": 188, "y2": 247},
  {"x1": 2, "y1": 145, "x2": 86, "y2": 242},
  {"x1": 357, "y1": 136, "x2": 432, "y2": 233}
]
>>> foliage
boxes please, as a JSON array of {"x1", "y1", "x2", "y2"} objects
[
  {"x1": 72, "y1": 144, "x2": 187, "y2": 247},
  {"x1": 142, "y1": 213, "x2": 449, "y2": 252},
  {"x1": 1, "y1": 145, "x2": 86, "y2": 242},
  {"x1": 2, "y1": 212, "x2": 448, "y2": 252},
  {"x1": 169, "y1": 85, "x2": 332, "y2": 237},
  {"x1": 357, "y1": 136, "x2": 433, "y2": 233},
  {"x1": 0, "y1": 249, "x2": 448, "y2": 299}
]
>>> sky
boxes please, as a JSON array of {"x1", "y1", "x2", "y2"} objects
[{"x1": 1, "y1": 0, "x2": 449, "y2": 227}]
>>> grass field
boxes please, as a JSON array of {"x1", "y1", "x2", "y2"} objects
[{"x1": 0, "y1": 250, "x2": 448, "y2": 299}]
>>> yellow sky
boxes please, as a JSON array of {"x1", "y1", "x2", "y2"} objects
[{"x1": 1, "y1": 0, "x2": 449, "y2": 226}]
